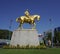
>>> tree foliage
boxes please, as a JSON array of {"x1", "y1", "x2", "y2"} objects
[
  {"x1": 46, "y1": 32, "x2": 52, "y2": 40},
  {"x1": 0, "y1": 29, "x2": 12, "y2": 39}
]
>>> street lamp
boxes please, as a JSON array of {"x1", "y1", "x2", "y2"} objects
[
  {"x1": 49, "y1": 18, "x2": 53, "y2": 47},
  {"x1": 9, "y1": 19, "x2": 13, "y2": 40}
]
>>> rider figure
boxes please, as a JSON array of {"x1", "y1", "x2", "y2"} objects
[{"x1": 24, "y1": 9, "x2": 30, "y2": 18}]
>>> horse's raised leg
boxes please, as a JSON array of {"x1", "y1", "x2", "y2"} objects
[
  {"x1": 33, "y1": 23, "x2": 36, "y2": 29},
  {"x1": 19, "y1": 23, "x2": 23, "y2": 29},
  {"x1": 32, "y1": 22, "x2": 36, "y2": 29}
]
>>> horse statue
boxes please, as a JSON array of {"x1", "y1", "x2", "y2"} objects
[{"x1": 16, "y1": 10, "x2": 40, "y2": 29}]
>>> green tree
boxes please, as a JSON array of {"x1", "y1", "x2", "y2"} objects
[
  {"x1": 46, "y1": 32, "x2": 52, "y2": 40},
  {"x1": 0, "y1": 29, "x2": 12, "y2": 39}
]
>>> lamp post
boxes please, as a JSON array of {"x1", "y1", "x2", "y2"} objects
[
  {"x1": 9, "y1": 19, "x2": 13, "y2": 40},
  {"x1": 49, "y1": 18, "x2": 53, "y2": 47}
]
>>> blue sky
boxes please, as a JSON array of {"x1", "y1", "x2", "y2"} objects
[{"x1": 0, "y1": 0, "x2": 60, "y2": 34}]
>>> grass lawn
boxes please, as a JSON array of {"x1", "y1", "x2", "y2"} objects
[{"x1": 0, "y1": 48, "x2": 60, "y2": 54}]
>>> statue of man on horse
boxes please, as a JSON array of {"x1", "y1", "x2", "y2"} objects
[{"x1": 16, "y1": 9, "x2": 40, "y2": 29}]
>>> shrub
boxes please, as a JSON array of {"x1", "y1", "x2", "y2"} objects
[
  {"x1": 26, "y1": 44, "x2": 29, "y2": 49},
  {"x1": 35, "y1": 45, "x2": 40, "y2": 49},
  {"x1": 40, "y1": 45, "x2": 46, "y2": 49},
  {"x1": 17, "y1": 44, "x2": 20, "y2": 49},
  {"x1": 3, "y1": 44, "x2": 46, "y2": 49}
]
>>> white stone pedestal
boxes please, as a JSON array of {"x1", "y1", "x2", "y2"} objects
[{"x1": 10, "y1": 28, "x2": 39, "y2": 46}]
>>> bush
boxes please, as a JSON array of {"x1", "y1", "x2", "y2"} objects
[{"x1": 3, "y1": 44, "x2": 46, "y2": 49}]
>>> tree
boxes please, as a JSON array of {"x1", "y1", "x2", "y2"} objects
[
  {"x1": 46, "y1": 32, "x2": 52, "y2": 40},
  {"x1": 0, "y1": 29, "x2": 12, "y2": 39}
]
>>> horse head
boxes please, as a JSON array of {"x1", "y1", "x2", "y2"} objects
[{"x1": 33, "y1": 15, "x2": 40, "y2": 21}]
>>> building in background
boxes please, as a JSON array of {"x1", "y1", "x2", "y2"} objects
[
  {"x1": 54, "y1": 27, "x2": 60, "y2": 46},
  {"x1": 54, "y1": 27, "x2": 60, "y2": 32}
]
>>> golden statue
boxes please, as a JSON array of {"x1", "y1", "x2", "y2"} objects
[{"x1": 16, "y1": 9, "x2": 40, "y2": 29}]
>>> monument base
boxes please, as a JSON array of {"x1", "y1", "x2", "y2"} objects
[{"x1": 10, "y1": 28, "x2": 39, "y2": 46}]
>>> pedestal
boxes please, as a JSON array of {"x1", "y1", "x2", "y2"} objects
[{"x1": 10, "y1": 28, "x2": 39, "y2": 46}]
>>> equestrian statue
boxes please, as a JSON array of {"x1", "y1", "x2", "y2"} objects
[{"x1": 16, "y1": 9, "x2": 40, "y2": 29}]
